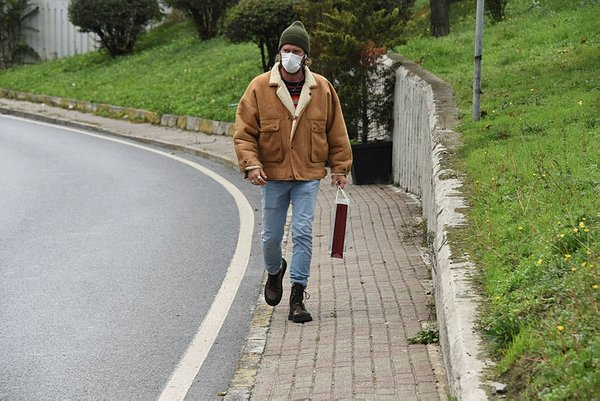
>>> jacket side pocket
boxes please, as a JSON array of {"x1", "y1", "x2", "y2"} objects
[
  {"x1": 310, "y1": 119, "x2": 328, "y2": 162},
  {"x1": 258, "y1": 119, "x2": 283, "y2": 162}
]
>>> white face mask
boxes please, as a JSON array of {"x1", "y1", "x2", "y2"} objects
[{"x1": 281, "y1": 52, "x2": 304, "y2": 74}]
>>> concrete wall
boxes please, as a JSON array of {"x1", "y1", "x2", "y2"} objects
[{"x1": 390, "y1": 53, "x2": 490, "y2": 400}]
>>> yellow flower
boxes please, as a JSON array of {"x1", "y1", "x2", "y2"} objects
[
  {"x1": 579, "y1": 221, "x2": 586, "y2": 228},
  {"x1": 578, "y1": 100, "x2": 583, "y2": 105},
  {"x1": 564, "y1": 254, "x2": 572, "y2": 260},
  {"x1": 582, "y1": 262, "x2": 587, "y2": 267},
  {"x1": 571, "y1": 267, "x2": 577, "y2": 272},
  {"x1": 593, "y1": 284, "x2": 599, "y2": 290},
  {"x1": 573, "y1": 227, "x2": 579, "y2": 233},
  {"x1": 536, "y1": 259, "x2": 543, "y2": 266},
  {"x1": 557, "y1": 325, "x2": 565, "y2": 332},
  {"x1": 560, "y1": 234, "x2": 565, "y2": 238},
  {"x1": 518, "y1": 226, "x2": 524, "y2": 231}
]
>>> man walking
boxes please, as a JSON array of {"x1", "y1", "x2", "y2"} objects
[{"x1": 233, "y1": 21, "x2": 352, "y2": 323}]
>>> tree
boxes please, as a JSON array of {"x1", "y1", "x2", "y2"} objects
[
  {"x1": 165, "y1": 0, "x2": 237, "y2": 40},
  {"x1": 430, "y1": 0, "x2": 450, "y2": 37},
  {"x1": 224, "y1": 0, "x2": 296, "y2": 72},
  {"x1": 298, "y1": 0, "x2": 414, "y2": 143},
  {"x1": 69, "y1": 0, "x2": 161, "y2": 58},
  {"x1": 0, "y1": 0, "x2": 38, "y2": 68}
]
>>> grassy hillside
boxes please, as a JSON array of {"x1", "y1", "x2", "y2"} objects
[
  {"x1": 1, "y1": 1, "x2": 598, "y2": 399},
  {"x1": 0, "y1": 20, "x2": 261, "y2": 121},
  {"x1": 398, "y1": 0, "x2": 599, "y2": 399}
]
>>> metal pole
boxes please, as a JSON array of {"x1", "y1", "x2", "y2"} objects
[{"x1": 473, "y1": 0, "x2": 485, "y2": 121}]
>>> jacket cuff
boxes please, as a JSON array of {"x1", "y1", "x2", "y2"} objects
[{"x1": 243, "y1": 166, "x2": 262, "y2": 178}]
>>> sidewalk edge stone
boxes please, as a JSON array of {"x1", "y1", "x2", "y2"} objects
[{"x1": 0, "y1": 89, "x2": 234, "y2": 137}]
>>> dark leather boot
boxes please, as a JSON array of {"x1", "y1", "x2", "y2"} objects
[
  {"x1": 289, "y1": 283, "x2": 312, "y2": 323},
  {"x1": 264, "y1": 259, "x2": 287, "y2": 306}
]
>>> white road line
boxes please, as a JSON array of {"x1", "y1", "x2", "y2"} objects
[{"x1": 4, "y1": 115, "x2": 255, "y2": 401}]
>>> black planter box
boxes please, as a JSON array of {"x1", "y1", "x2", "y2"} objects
[{"x1": 350, "y1": 141, "x2": 393, "y2": 185}]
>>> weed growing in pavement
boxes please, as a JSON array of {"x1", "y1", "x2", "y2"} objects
[{"x1": 408, "y1": 329, "x2": 439, "y2": 345}]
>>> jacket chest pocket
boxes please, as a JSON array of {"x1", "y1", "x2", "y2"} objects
[
  {"x1": 258, "y1": 119, "x2": 283, "y2": 162},
  {"x1": 310, "y1": 120, "x2": 328, "y2": 162}
]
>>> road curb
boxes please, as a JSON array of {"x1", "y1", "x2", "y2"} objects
[
  {"x1": 223, "y1": 303, "x2": 272, "y2": 400},
  {"x1": 0, "y1": 106, "x2": 237, "y2": 171},
  {"x1": 0, "y1": 89, "x2": 235, "y2": 137}
]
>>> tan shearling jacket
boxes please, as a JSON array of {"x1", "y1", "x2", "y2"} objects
[{"x1": 233, "y1": 63, "x2": 352, "y2": 181}]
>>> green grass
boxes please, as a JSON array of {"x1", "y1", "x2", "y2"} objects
[
  {"x1": 1, "y1": 1, "x2": 599, "y2": 398},
  {"x1": 0, "y1": 20, "x2": 262, "y2": 121},
  {"x1": 398, "y1": 0, "x2": 599, "y2": 399}
]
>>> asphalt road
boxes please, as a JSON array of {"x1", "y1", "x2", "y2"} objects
[{"x1": 0, "y1": 116, "x2": 263, "y2": 400}]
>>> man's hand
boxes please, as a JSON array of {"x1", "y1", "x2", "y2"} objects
[
  {"x1": 248, "y1": 168, "x2": 267, "y2": 186},
  {"x1": 331, "y1": 175, "x2": 347, "y2": 189}
]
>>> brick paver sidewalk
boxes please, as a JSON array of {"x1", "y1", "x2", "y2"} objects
[{"x1": 244, "y1": 183, "x2": 447, "y2": 400}]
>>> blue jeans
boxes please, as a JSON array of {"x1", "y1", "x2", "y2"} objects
[{"x1": 261, "y1": 180, "x2": 320, "y2": 288}]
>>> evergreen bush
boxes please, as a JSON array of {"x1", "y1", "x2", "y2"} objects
[
  {"x1": 165, "y1": 0, "x2": 236, "y2": 40},
  {"x1": 224, "y1": 0, "x2": 296, "y2": 72},
  {"x1": 298, "y1": 0, "x2": 414, "y2": 143},
  {"x1": 0, "y1": 0, "x2": 37, "y2": 68}
]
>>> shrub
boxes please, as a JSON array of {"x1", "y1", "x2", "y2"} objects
[
  {"x1": 298, "y1": 0, "x2": 414, "y2": 143},
  {"x1": 224, "y1": 0, "x2": 296, "y2": 72},
  {"x1": 68, "y1": 0, "x2": 161, "y2": 58},
  {"x1": 165, "y1": 0, "x2": 237, "y2": 40},
  {"x1": 0, "y1": 0, "x2": 38, "y2": 68}
]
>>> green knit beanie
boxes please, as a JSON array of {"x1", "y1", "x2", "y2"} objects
[{"x1": 278, "y1": 21, "x2": 309, "y2": 55}]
